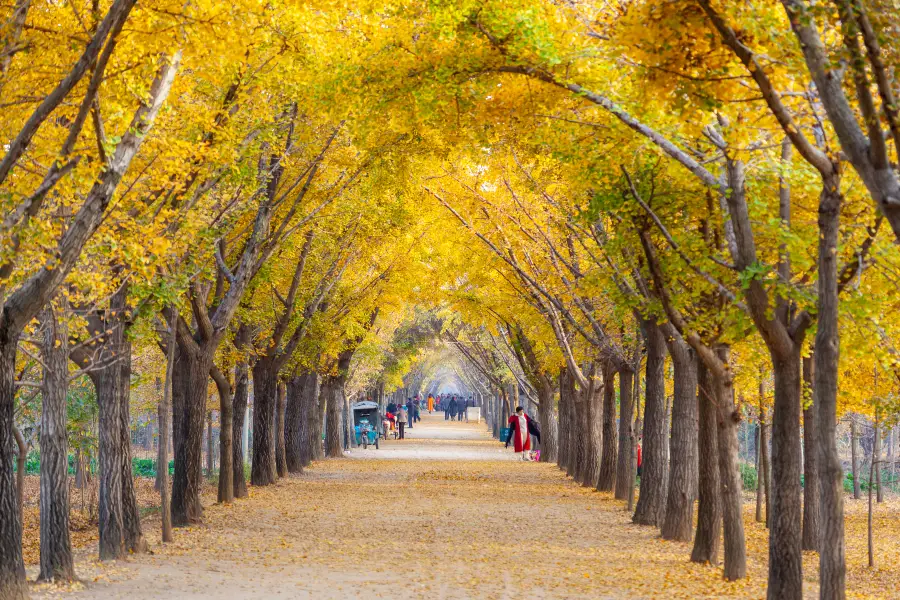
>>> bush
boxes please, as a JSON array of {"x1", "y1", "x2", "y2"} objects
[
  {"x1": 131, "y1": 458, "x2": 174, "y2": 478},
  {"x1": 739, "y1": 462, "x2": 758, "y2": 492}
]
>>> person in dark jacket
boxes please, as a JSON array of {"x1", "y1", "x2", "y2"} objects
[
  {"x1": 406, "y1": 399, "x2": 414, "y2": 429},
  {"x1": 447, "y1": 396, "x2": 458, "y2": 421},
  {"x1": 457, "y1": 397, "x2": 467, "y2": 421}
]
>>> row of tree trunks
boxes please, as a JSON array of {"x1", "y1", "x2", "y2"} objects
[
  {"x1": 660, "y1": 325, "x2": 698, "y2": 542},
  {"x1": 633, "y1": 319, "x2": 667, "y2": 526}
]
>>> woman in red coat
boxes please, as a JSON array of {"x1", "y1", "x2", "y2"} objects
[{"x1": 504, "y1": 406, "x2": 532, "y2": 461}]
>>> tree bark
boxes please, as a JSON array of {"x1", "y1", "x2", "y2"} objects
[
  {"x1": 634, "y1": 318, "x2": 668, "y2": 526},
  {"x1": 711, "y1": 348, "x2": 747, "y2": 581},
  {"x1": 851, "y1": 417, "x2": 860, "y2": 500},
  {"x1": 231, "y1": 356, "x2": 249, "y2": 498},
  {"x1": 691, "y1": 359, "x2": 721, "y2": 565},
  {"x1": 158, "y1": 312, "x2": 175, "y2": 542},
  {"x1": 212, "y1": 366, "x2": 233, "y2": 504},
  {"x1": 275, "y1": 381, "x2": 287, "y2": 478},
  {"x1": 813, "y1": 179, "x2": 845, "y2": 599},
  {"x1": 324, "y1": 374, "x2": 344, "y2": 458},
  {"x1": 557, "y1": 371, "x2": 570, "y2": 472},
  {"x1": 661, "y1": 326, "x2": 698, "y2": 542},
  {"x1": 285, "y1": 374, "x2": 305, "y2": 473},
  {"x1": 251, "y1": 359, "x2": 279, "y2": 486},
  {"x1": 13, "y1": 426, "x2": 26, "y2": 517},
  {"x1": 39, "y1": 308, "x2": 75, "y2": 582},
  {"x1": 93, "y1": 304, "x2": 126, "y2": 559},
  {"x1": 615, "y1": 367, "x2": 634, "y2": 500},
  {"x1": 536, "y1": 375, "x2": 558, "y2": 463},
  {"x1": 0, "y1": 332, "x2": 27, "y2": 600},
  {"x1": 582, "y1": 371, "x2": 603, "y2": 488},
  {"x1": 596, "y1": 364, "x2": 616, "y2": 491},
  {"x1": 301, "y1": 372, "x2": 324, "y2": 464},
  {"x1": 171, "y1": 348, "x2": 212, "y2": 526},
  {"x1": 802, "y1": 355, "x2": 820, "y2": 551},
  {"x1": 874, "y1": 417, "x2": 883, "y2": 504}
]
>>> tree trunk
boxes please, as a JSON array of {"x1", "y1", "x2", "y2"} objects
[
  {"x1": 557, "y1": 372, "x2": 570, "y2": 472},
  {"x1": 206, "y1": 411, "x2": 214, "y2": 478},
  {"x1": 251, "y1": 358, "x2": 278, "y2": 486},
  {"x1": 661, "y1": 327, "x2": 698, "y2": 542},
  {"x1": 582, "y1": 372, "x2": 603, "y2": 488},
  {"x1": 628, "y1": 350, "x2": 643, "y2": 513},
  {"x1": 711, "y1": 349, "x2": 746, "y2": 581},
  {"x1": 171, "y1": 348, "x2": 211, "y2": 526},
  {"x1": 615, "y1": 368, "x2": 634, "y2": 500},
  {"x1": 94, "y1": 339, "x2": 125, "y2": 559},
  {"x1": 275, "y1": 381, "x2": 287, "y2": 478},
  {"x1": 851, "y1": 417, "x2": 860, "y2": 500},
  {"x1": 231, "y1": 357, "x2": 249, "y2": 498},
  {"x1": 301, "y1": 372, "x2": 324, "y2": 464},
  {"x1": 761, "y1": 403, "x2": 771, "y2": 528},
  {"x1": 39, "y1": 308, "x2": 75, "y2": 582},
  {"x1": 537, "y1": 376, "x2": 558, "y2": 463},
  {"x1": 596, "y1": 364, "x2": 616, "y2": 491},
  {"x1": 868, "y1": 443, "x2": 875, "y2": 568},
  {"x1": 874, "y1": 418, "x2": 882, "y2": 504},
  {"x1": 158, "y1": 311, "x2": 175, "y2": 542},
  {"x1": 13, "y1": 426, "x2": 26, "y2": 516},
  {"x1": 0, "y1": 332, "x2": 27, "y2": 600},
  {"x1": 634, "y1": 318, "x2": 667, "y2": 526},
  {"x1": 815, "y1": 181, "x2": 846, "y2": 600},
  {"x1": 117, "y1": 331, "x2": 145, "y2": 555},
  {"x1": 324, "y1": 374, "x2": 344, "y2": 458},
  {"x1": 285, "y1": 375, "x2": 304, "y2": 473},
  {"x1": 214, "y1": 368, "x2": 233, "y2": 504},
  {"x1": 691, "y1": 359, "x2": 721, "y2": 565},
  {"x1": 802, "y1": 355, "x2": 820, "y2": 551}
]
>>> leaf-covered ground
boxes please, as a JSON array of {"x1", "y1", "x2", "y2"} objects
[{"x1": 29, "y1": 414, "x2": 900, "y2": 599}]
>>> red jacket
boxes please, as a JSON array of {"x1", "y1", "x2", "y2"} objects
[{"x1": 506, "y1": 414, "x2": 532, "y2": 452}]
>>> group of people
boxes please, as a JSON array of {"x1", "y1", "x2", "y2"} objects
[
  {"x1": 424, "y1": 393, "x2": 472, "y2": 421},
  {"x1": 384, "y1": 397, "x2": 421, "y2": 440}
]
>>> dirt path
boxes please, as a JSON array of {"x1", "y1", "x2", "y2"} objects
[{"x1": 31, "y1": 412, "x2": 893, "y2": 599}]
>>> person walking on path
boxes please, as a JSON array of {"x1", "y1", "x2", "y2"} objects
[
  {"x1": 458, "y1": 397, "x2": 468, "y2": 421},
  {"x1": 406, "y1": 398, "x2": 414, "y2": 429},
  {"x1": 427, "y1": 394, "x2": 435, "y2": 413},
  {"x1": 413, "y1": 399, "x2": 421, "y2": 423},
  {"x1": 397, "y1": 405, "x2": 408, "y2": 439},
  {"x1": 447, "y1": 396, "x2": 458, "y2": 421},
  {"x1": 505, "y1": 406, "x2": 533, "y2": 461}
]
